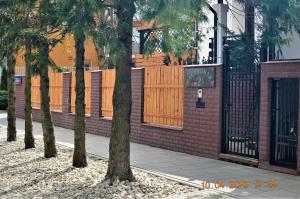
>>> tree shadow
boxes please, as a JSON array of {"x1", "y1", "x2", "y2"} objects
[
  {"x1": 40, "y1": 180, "x2": 120, "y2": 198},
  {"x1": 0, "y1": 167, "x2": 74, "y2": 197},
  {"x1": 0, "y1": 142, "x2": 16, "y2": 149},
  {"x1": 0, "y1": 157, "x2": 45, "y2": 173},
  {"x1": 40, "y1": 177, "x2": 165, "y2": 198},
  {"x1": 0, "y1": 148, "x2": 30, "y2": 156}
]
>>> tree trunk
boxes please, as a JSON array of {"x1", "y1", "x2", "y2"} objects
[
  {"x1": 7, "y1": 52, "x2": 16, "y2": 142},
  {"x1": 105, "y1": 0, "x2": 136, "y2": 182},
  {"x1": 93, "y1": 40, "x2": 106, "y2": 69},
  {"x1": 260, "y1": 16, "x2": 276, "y2": 62},
  {"x1": 260, "y1": 16, "x2": 268, "y2": 62},
  {"x1": 0, "y1": 67, "x2": 8, "y2": 91},
  {"x1": 72, "y1": 31, "x2": 87, "y2": 168},
  {"x1": 24, "y1": 42, "x2": 35, "y2": 149},
  {"x1": 260, "y1": 41, "x2": 268, "y2": 62},
  {"x1": 268, "y1": 43, "x2": 276, "y2": 61},
  {"x1": 39, "y1": 39, "x2": 57, "y2": 158},
  {"x1": 245, "y1": 2, "x2": 255, "y2": 42}
]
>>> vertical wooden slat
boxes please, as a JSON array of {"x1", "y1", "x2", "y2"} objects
[
  {"x1": 144, "y1": 68, "x2": 149, "y2": 123},
  {"x1": 102, "y1": 71, "x2": 106, "y2": 116},
  {"x1": 85, "y1": 72, "x2": 91, "y2": 115},
  {"x1": 101, "y1": 69, "x2": 115, "y2": 118},
  {"x1": 49, "y1": 70, "x2": 63, "y2": 111},
  {"x1": 31, "y1": 75, "x2": 40, "y2": 109},
  {"x1": 71, "y1": 72, "x2": 76, "y2": 113},
  {"x1": 143, "y1": 69, "x2": 147, "y2": 123},
  {"x1": 178, "y1": 67, "x2": 183, "y2": 126},
  {"x1": 150, "y1": 68, "x2": 154, "y2": 123},
  {"x1": 171, "y1": 67, "x2": 175, "y2": 126},
  {"x1": 154, "y1": 67, "x2": 159, "y2": 124},
  {"x1": 159, "y1": 67, "x2": 164, "y2": 125},
  {"x1": 166, "y1": 67, "x2": 171, "y2": 125}
]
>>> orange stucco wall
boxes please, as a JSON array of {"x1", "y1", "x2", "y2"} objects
[{"x1": 16, "y1": 34, "x2": 99, "y2": 68}]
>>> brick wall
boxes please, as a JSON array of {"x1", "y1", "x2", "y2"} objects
[
  {"x1": 16, "y1": 61, "x2": 300, "y2": 174},
  {"x1": 259, "y1": 60, "x2": 300, "y2": 175},
  {"x1": 183, "y1": 65, "x2": 222, "y2": 158},
  {"x1": 15, "y1": 65, "x2": 223, "y2": 159},
  {"x1": 15, "y1": 76, "x2": 25, "y2": 118},
  {"x1": 15, "y1": 61, "x2": 300, "y2": 175}
]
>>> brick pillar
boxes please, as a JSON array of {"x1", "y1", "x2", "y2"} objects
[
  {"x1": 62, "y1": 72, "x2": 72, "y2": 114},
  {"x1": 182, "y1": 65, "x2": 222, "y2": 158},
  {"x1": 259, "y1": 61, "x2": 300, "y2": 175},
  {"x1": 15, "y1": 76, "x2": 25, "y2": 118},
  {"x1": 131, "y1": 68, "x2": 144, "y2": 142},
  {"x1": 91, "y1": 70, "x2": 101, "y2": 118}
]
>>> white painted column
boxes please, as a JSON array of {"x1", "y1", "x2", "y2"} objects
[{"x1": 212, "y1": 3, "x2": 229, "y2": 64}]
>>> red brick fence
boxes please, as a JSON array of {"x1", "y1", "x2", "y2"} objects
[
  {"x1": 15, "y1": 60, "x2": 300, "y2": 175},
  {"x1": 16, "y1": 65, "x2": 223, "y2": 159}
]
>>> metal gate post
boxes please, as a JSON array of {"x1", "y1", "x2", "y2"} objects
[{"x1": 221, "y1": 44, "x2": 230, "y2": 153}]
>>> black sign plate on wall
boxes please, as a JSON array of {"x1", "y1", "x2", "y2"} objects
[
  {"x1": 15, "y1": 76, "x2": 22, "y2": 85},
  {"x1": 184, "y1": 67, "x2": 216, "y2": 88}
]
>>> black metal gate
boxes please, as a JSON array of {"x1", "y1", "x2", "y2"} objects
[
  {"x1": 222, "y1": 45, "x2": 260, "y2": 158},
  {"x1": 270, "y1": 78, "x2": 299, "y2": 168}
]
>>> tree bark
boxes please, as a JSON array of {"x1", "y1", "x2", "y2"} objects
[
  {"x1": 39, "y1": 39, "x2": 57, "y2": 158},
  {"x1": 260, "y1": 41, "x2": 268, "y2": 62},
  {"x1": 72, "y1": 31, "x2": 87, "y2": 168},
  {"x1": 93, "y1": 40, "x2": 106, "y2": 69},
  {"x1": 105, "y1": 0, "x2": 135, "y2": 182},
  {"x1": 7, "y1": 52, "x2": 16, "y2": 142},
  {"x1": 0, "y1": 67, "x2": 8, "y2": 91},
  {"x1": 24, "y1": 42, "x2": 35, "y2": 149},
  {"x1": 245, "y1": 2, "x2": 255, "y2": 42}
]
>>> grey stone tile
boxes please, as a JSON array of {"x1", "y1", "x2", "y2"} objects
[{"x1": 255, "y1": 189, "x2": 300, "y2": 199}]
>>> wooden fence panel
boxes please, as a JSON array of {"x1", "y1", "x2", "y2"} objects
[
  {"x1": 49, "y1": 71, "x2": 63, "y2": 111},
  {"x1": 101, "y1": 69, "x2": 115, "y2": 118},
  {"x1": 31, "y1": 70, "x2": 63, "y2": 111},
  {"x1": 15, "y1": 67, "x2": 25, "y2": 76},
  {"x1": 71, "y1": 71, "x2": 91, "y2": 115},
  {"x1": 144, "y1": 66, "x2": 183, "y2": 127},
  {"x1": 31, "y1": 75, "x2": 40, "y2": 109}
]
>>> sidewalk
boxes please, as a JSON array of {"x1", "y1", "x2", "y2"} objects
[{"x1": 0, "y1": 111, "x2": 300, "y2": 199}]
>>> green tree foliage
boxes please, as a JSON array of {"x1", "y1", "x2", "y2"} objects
[
  {"x1": 0, "y1": 0, "x2": 34, "y2": 142},
  {"x1": 0, "y1": 67, "x2": 8, "y2": 91},
  {"x1": 99, "y1": 0, "x2": 208, "y2": 183},
  {"x1": 91, "y1": 6, "x2": 115, "y2": 69},
  {"x1": 225, "y1": 33, "x2": 260, "y2": 67},
  {"x1": 237, "y1": 0, "x2": 300, "y2": 60},
  {"x1": 137, "y1": 0, "x2": 208, "y2": 57},
  {"x1": 0, "y1": 90, "x2": 8, "y2": 110},
  {"x1": 259, "y1": 0, "x2": 300, "y2": 60},
  {"x1": 0, "y1": 0, "x2": 67, "y2": 152},
  {"x1": 104, "y1": 0, "x2": 136, "y2": 183},
  {"x1": 34, "y1": 0, "x2": 62, "y2": 158},
  {"x1": 59, "y1": 0, "x2": 105, "y2": 168},
  {"x1": 1, "y1": 0, "x2": 208, "y2": 181},
  {"x1": 26, "y1": 0, "x2": 71, "y2": 157}
]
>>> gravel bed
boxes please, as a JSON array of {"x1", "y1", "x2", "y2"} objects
[{"x1": 0, "y1": 138, "x2": 200, "y2": 199}]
